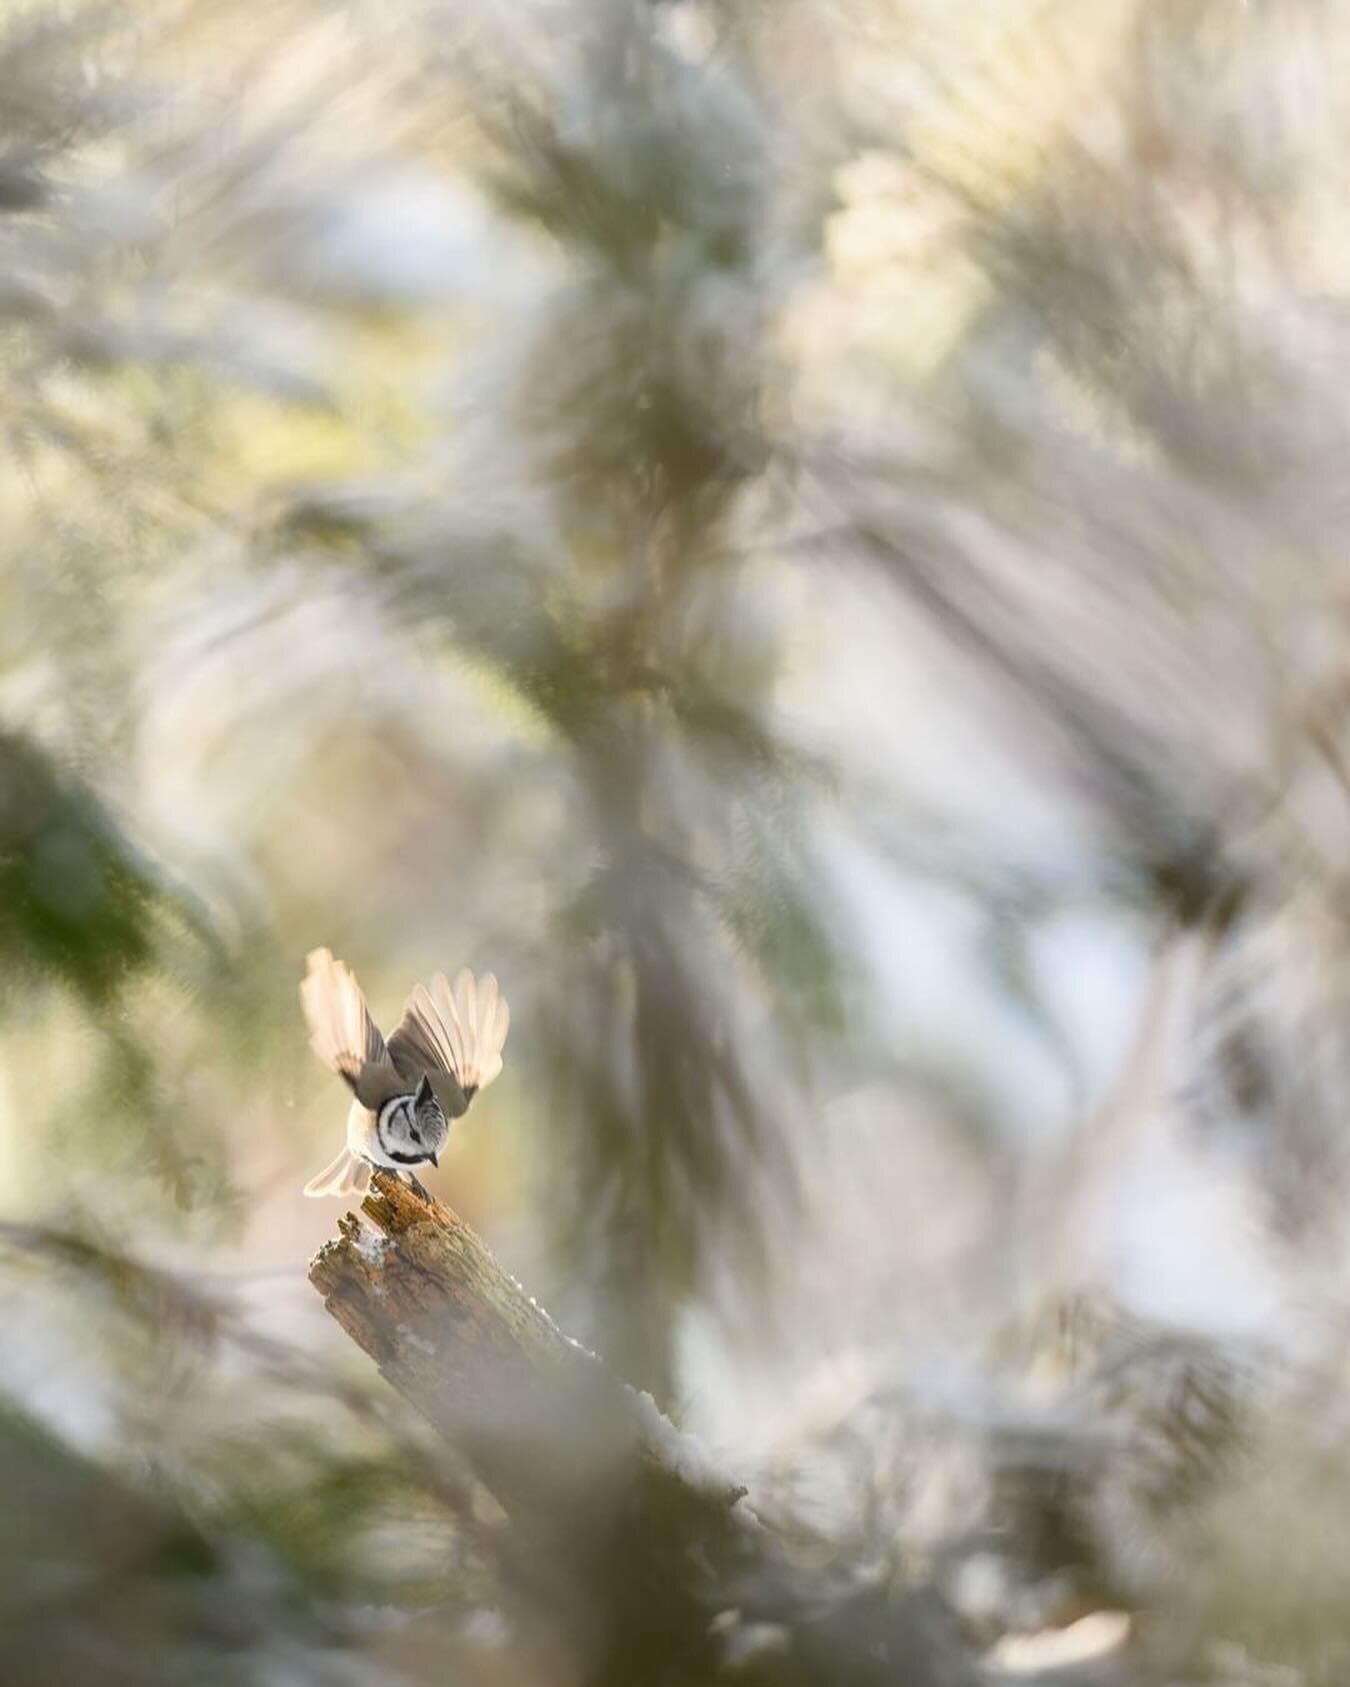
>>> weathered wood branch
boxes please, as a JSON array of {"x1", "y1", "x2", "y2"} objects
[
  {"x1": 309, "y1": 1170, "x2": 980, "y2": 1687},
  {"x1": 310, "y1": 1171, "x2": 762, "y2": 1682},
  {"x1": 309, "y1": 1171, "x2": 745, "y2": 1506}
]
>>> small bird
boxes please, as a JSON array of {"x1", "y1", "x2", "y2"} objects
[{"x1": 299, "y1": 947, "x2": 510, "y2": 1198}]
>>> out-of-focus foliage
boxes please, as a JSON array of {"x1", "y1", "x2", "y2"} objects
[
  {"x1": 0, "y1": 727, "x2": 163, "y2": 997},
  {"x1": 6, "y1": 0, "x2": 1350, "y2": 1682}
]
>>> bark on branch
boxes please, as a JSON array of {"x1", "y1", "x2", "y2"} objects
[{"x1": 310, "y1": 1171, "x2": 759, "y2": 1681}]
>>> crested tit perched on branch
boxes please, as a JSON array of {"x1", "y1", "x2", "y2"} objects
[{"x1": 300, "y1": 947, "x2": 509, "y2": 1198}]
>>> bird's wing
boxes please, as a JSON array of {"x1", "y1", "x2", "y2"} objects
[
  {"x1": 349, "y1": 1059, "x2": 409, "y2": 1110},
  {"x1": 387, "y1": 969, "x2": 509, "y2": 1112},
  {"x1": 387, "y1": 983, "x2": 470, "y2": 1117},
  {"x1": 388, "y1": 982, "x2": 455, "y2": 1078},
  {"x1": 300, "y1": 948, "x2": 394, "y2": 1101}
]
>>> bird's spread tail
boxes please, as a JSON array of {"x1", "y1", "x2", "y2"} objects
[{"x1": 302, "y1": 1145, "x2": 371, "y2": 1199}]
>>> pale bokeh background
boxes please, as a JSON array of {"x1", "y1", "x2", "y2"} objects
[{"x1": 4, "y1": 2, "x2": 1350, "y2": 1682}]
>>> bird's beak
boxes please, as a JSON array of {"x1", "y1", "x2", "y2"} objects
[{"x1": 430, "y1": 1153, "x2": 439, "y2": 1168}]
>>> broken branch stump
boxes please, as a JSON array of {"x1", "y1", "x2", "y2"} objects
[{"x1": 309, "y1": 1170, "x2": 752, "y2": 1682}]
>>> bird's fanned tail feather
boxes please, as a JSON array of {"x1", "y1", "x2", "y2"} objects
[{"x1": 303, "y1": 1145, "x2": 371, "y2": 1199}]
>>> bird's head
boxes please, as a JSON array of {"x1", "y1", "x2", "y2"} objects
[{"x1": 412, "y1": 1073, "x2": 448, "y2": 1166}]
